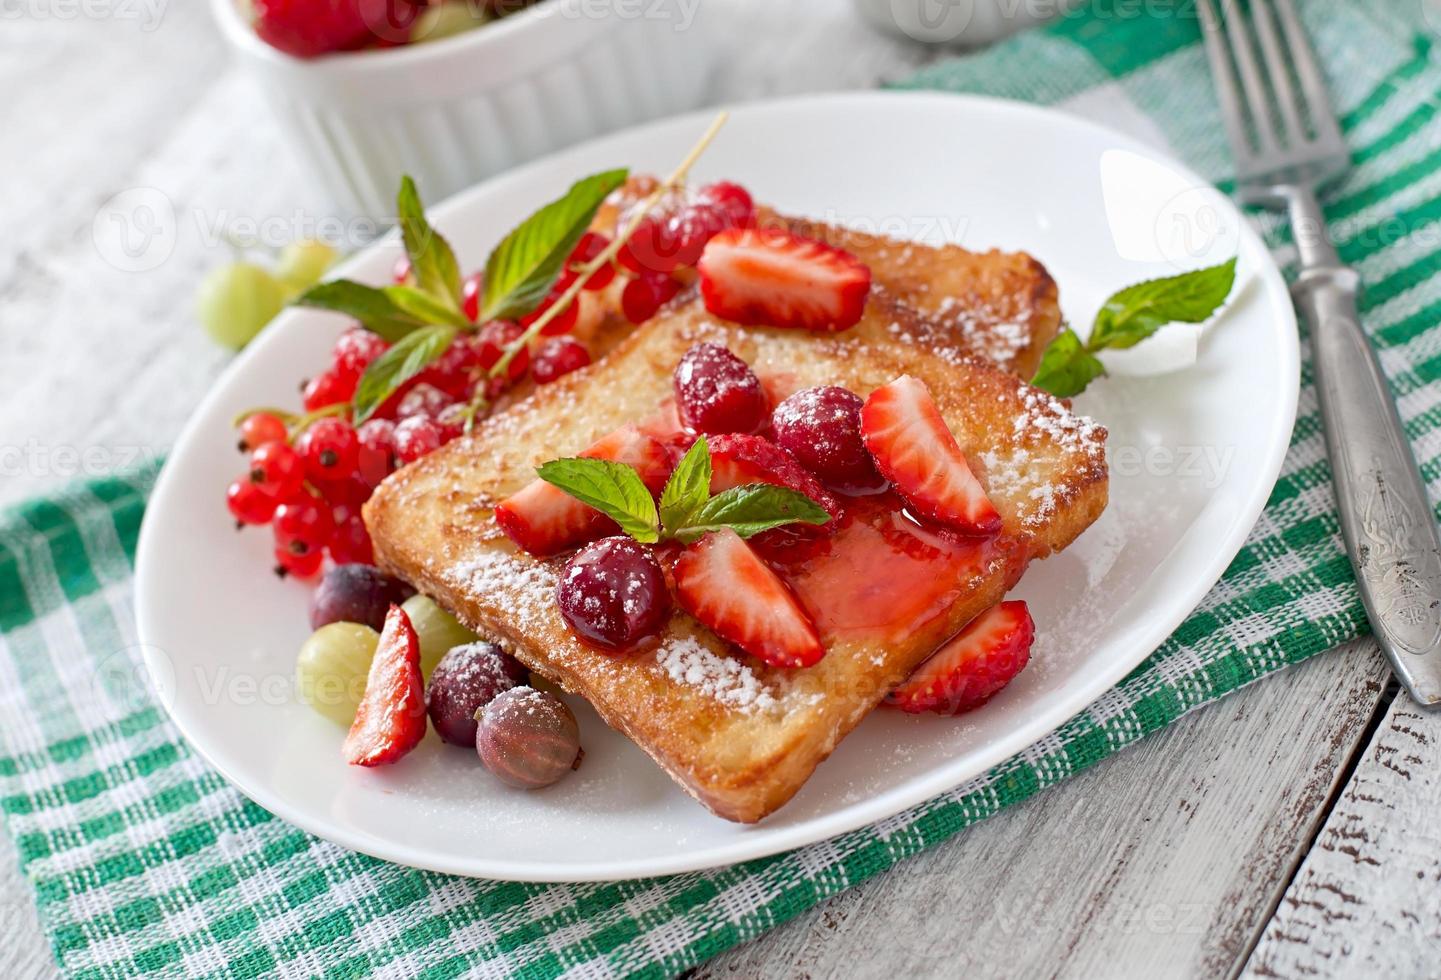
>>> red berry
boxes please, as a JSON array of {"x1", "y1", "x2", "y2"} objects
[
  {"x1": 296, "y1": 418, "x2": 359, "y2": 484},
  {"x1": 332, "y1": 328, "x2": 389, "y2": 381},
  {"x1": 328, "y1": 511, "x2": 374, "y2": 565},
  {"x1": 462, "y1": 271, "x2": 484, "y2": 322},
  {"x1": 393, "y1": 256, "x2": 412, "y2": 285},
  {"x1": 771, "y1": 385, "x2": 886, "y2": 494},
  {"x1": 395, "y1": 382, "x2": 455, "y2": 421},
  {"x1": 274, "y1": 545, "x2": 324, "y2": 579},
  {"x1": 356, "y1": 419, "x2": 398, "y2": 487},
  {"x1": 532, "y1": 338, "x2": 591, "y2": 385},
  {"x1": 274, "y1": 495, "x2": 334, "y2": 557},
  {"x1": 696, "y1": 181, "x2": 755, "y2": 227},
  {"x1": 618, "y1": 217, "x2": 681, "y2": 276},
  {"x1": 250, "y1": 0, "x2": 370, "y2": 58},
  {"x1": 556, "y1": 537, "x2": 671, "y2": 653},
  {"x1": 227, "y1": 478, "x2": 279, "y2": 525},
  {"x1": 434, "y1": 403, "x2": 469, "y2": 442},
  {"x1": 394, "y1": 416, "x2": 443, "y2": 463},
  {"x1": 475, "y1": 320, "x2": 530, "y2": 381},
  {"x1": 620, "y1": 273, "x2": 680, "y2": 324},
  {"x1": 666, "y1": 204, "x2": 727, "y2": 268},
  {"x1": 673, "y1": 342, "x2": 767, "y2": 435},
  {"x1": 248, "y1": 441, "x2": 305, "y2": 499},
  {"x1": 302, "y1": 369, "x2": 354, "y2": 412},
  {"x1": 238, "y1": 412, "x2": 287, "y2": 452},
  {"x1": 570, "y1": 231, "x2": 616, "y2": 291},
  {"x1": 520, "y1": 287, "x2": 580, "y2": 337}
]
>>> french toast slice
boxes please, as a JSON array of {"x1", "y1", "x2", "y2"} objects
[
  {"x1": 586, "y1": 178, "x2": 1063, "y2": 378},
  {"x1": 365, "y1": 293, "x2": 1107, "y2": 823}
]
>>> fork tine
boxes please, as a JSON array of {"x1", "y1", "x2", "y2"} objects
[
  {"x1": 1249, "y1": 0, "x2": 1306, "y2": 144},
  {"x1": 1197, "y1": 0, "x2": 1256, "y2": 165},
  {"x1": 1272, "y1": 0, "x2": 1345, "y2": 148},
  {"x1": 1217, "y1": 1, "x2": 1282, "y2": 153}
]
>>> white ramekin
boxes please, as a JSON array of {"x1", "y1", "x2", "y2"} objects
[{"x1": 212, "y1": 0, "x2": 714, "y2": 219}]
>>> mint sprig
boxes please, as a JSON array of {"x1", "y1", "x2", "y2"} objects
[
  {"x1": 481, "y1": 168, "x2": 629, "y2": 322},
  {"x1": 536, "y1": 437, "x2": 831, "y2": 545},
  {"x1": 397, "y1": 175, "x2": 463, "y2": 311},
  {"x1": 1032, "y1": 257, "x2": 1237, "y2": 398},
  {"x1": 352, "y1": 324, "x2": 456, "y2": 423}
]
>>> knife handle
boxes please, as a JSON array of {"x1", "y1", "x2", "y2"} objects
[{"x1": 1296, "y1": 258, "x2": 1441, "y2": 707}]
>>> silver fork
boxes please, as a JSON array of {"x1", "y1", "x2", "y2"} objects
[{"x1": 1198, "y1": 0, "x2": 1441, "y2": 707}]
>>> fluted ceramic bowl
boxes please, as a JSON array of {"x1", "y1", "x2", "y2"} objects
[{"x1": 213, "y1": 0, "x2": 714, "y2": 218}]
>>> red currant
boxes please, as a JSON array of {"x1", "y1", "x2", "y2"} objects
[
  {"x1": 570, "y1": 232, "x2": 615, "y2": 291},
  {"x1": 667, "y1": 204, "x2": 727, "y2": 268},
  {"x1": 274, "y1": 495, "x2": 334, "y2": 557},
  {"x1": 419, "y1": 341, "x2": 476, "y2": 398},
  {"x1": 532, "y1": 338, "x2": 591, "y2": 385},
  {"x1": 237, "y1": 412, "x2": 287, "y2": 452},
  {"x1": 227, "y1": 478, "x2": 279, "y2": 525},
  {"x1": 332, "y1": 328, "x2": 389, "y2": 381},
  {"x1": 248, "y1": 441, "x2": 304, "y2": 498},
  {"x1": 621, "y1": 273, "x2": 680, "y2": 324},
  {"x1": 520, "y1": 288, "x2": 579, "y2": 337},
  {"x1": 356, "y1": 418, "x2": 399, "y2": 487},
  {"x1": 462, "y1": 271, "x2": 484, "y2": 322},
  {"x1": 302, "y1": 369, "x2": 354, "y2": 412},
  {"x1": 396, "y1": 382, "x2": 455, "y2": 421},
  {"x1": 618, "y1": 217, "x2": 681, "y2": 276},
  {"x1": 434, "y1": 403, "x2": 469, "y2": 442},
  {"x1": 328, "y1": 512, "x2": 374, "y2": 565},
  {"x1": 296, "y1": 417, "x2": 359, "y2": 485},
  {"x1": 696, "y1": 181, "x2": 755, "y2": 227},
  {"x1": 476, "y1": 321, "x2": 530, "y2": 381},
  {"x1": 394, "y1": 416, "x2": 444, "y2": 463},
  {"x1": 274, "y1": 545, "x2": 324, "y2": 579}
]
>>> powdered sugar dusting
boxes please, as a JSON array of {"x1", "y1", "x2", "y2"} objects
[
  {"x1": 655, "y1": 635, "x2": 778, "y2": 713},
  {"x1": 450, "y1": 550, "x2": 558, "y2": 631}
]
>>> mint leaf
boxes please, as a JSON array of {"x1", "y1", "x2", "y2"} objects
[
  {"x1": 294, "y1": 280, "x2": 432, "y2": 342},
  {"x1": 352, "y1": 324, "x2": 456, "y2": 423},
  {"x1": 382, "y1": 284, "x2": 471, "y2": 330},
  {"x1": 1089, "y1": 257, "x2": 1237, "y2": 350},
  {"x1": 481, "y1": 168, "x2": 629, "y2": 321},
  {"x1": 671, "y1": 484, "x2": 831, "y2": 545},
  {"x1": 659, "y1": 437, "x2": 711, "y2": 535},
  {"x1": 536, "y1": 457, "x2": 659, "y2": 543},
  {"x1": 1031, "y1": 327, "x2": 1106, "y2": 399},
  {"x1": 398, "y1": 175, "x2": 463, "y2": 312}
]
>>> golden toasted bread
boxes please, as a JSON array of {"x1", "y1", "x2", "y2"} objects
[
  {"x1": 586, "y1": 178, "x2": 1062, "y2": 378},
  {"x1": 365, "y1": 293, "x2": 1106, "y2": 822}
]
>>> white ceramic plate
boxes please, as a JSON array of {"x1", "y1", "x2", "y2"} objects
[{"x1": 135, "y1": 92, "x2": 1298, "y2": 882}]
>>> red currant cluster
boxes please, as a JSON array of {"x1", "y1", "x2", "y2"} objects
[{"x1": 615, "y1": 181, "x2": 755, "y2": 324}]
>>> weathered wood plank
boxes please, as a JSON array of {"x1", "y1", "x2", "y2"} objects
[
  {"x1": 1240, "y1": 690, "x2": 1441, "y2": 979},
  {"x1": 695, "y1": 640, "x2": 1389, "y2": 980}
]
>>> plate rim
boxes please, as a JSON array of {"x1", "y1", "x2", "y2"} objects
[{"x1": 135, "y1": 89, "x2": 1300, "y2": 882}]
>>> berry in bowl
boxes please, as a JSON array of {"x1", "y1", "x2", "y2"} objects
[{"x1": 212, "y1": 0, "x2": 713, "y2": 217}]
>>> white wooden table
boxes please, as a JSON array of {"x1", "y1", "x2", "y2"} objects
[{"x1": 3, "y1": 3, "x2": 1438, "y2": 977}]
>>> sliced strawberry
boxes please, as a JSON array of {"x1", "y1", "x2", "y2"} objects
[
  {"x1": 494, "y1": 425, "x2": 673, "y2": 556},
  {"x1": 343, "y1": 604, "x2": 426, "y2": 766},
  {"x1": 697, "y1": 228, "x2": 872, "y2": 332},
  {"x1": 673, "y1": 528, "x2": 825, "y2": 668},
  {"x1": 708, "y1": 433, "x2": 843, "y2": 529},
  {"x1": 887, "y1": 600, "x2": 1034, "y2": 714},
  {"x1": 860, "y1": 375, "x2": 1001, "y2": 534}
]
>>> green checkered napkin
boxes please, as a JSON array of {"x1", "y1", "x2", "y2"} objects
[{"x1": 5, "y1": 1, "x2": 1441, "y2": 975}]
